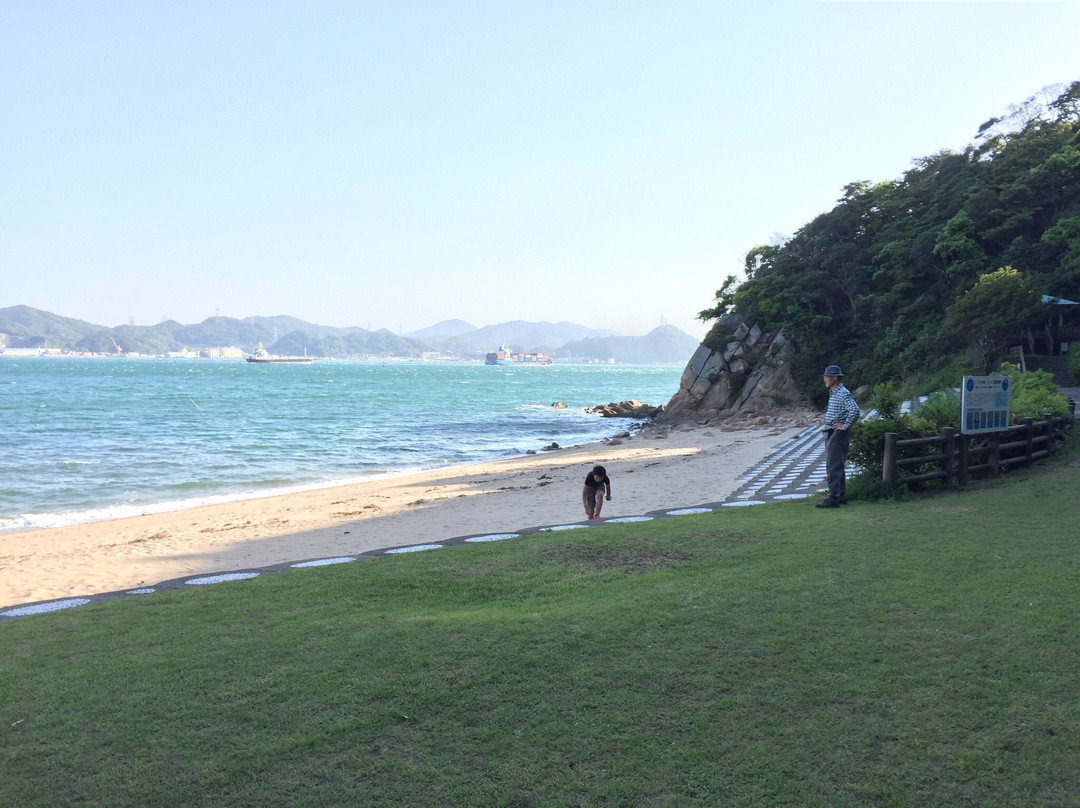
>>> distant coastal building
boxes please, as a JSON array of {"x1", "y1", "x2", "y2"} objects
[{"x1": 204, "y1": 347, "x2": 245, "y2": 359}]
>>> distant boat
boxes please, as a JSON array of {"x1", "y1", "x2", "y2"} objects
[
  {"x1": 245, "y1": 343, "x2": 313, "y2": 364},
  {"x1": 485, "y1": 345, "x2": 553, "y2": 365}
]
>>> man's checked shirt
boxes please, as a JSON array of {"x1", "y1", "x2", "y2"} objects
[{"x1": 823, "y1": 384, "x2": 860, "y2": 430}]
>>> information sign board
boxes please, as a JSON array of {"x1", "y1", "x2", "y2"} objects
[{"x1": 961, "y1": 375, "x2": 1011, "y2": 434}]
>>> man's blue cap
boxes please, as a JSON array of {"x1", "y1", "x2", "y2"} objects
[{"x1": 823, "y1": 365, "x2": 844, "y2": 377}]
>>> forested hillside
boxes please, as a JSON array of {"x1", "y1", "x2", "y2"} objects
[{"x1": 700, "y1": 82, "x2": 1080, "y2": 400}]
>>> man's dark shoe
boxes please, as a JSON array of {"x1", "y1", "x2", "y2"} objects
[{"x1": 815, "y1": 498, "x2": 841, "y2": 509}]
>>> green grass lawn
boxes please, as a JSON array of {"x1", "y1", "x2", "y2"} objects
[{"x1": 3, "y1": 458, "x2": 1080, "y2": 807}]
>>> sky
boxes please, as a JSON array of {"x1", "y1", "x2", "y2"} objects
[{"x1": 2, "y1": 1, "x2": 1079, "y2": 340}]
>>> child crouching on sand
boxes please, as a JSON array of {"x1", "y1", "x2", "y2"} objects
[{"x1": 582, "y1": 465, "x2": 612, "y2": 519}]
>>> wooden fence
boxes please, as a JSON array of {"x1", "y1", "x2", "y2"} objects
[{"x1": 882, "y1": 413, "x2": 1073, "y2": 490}]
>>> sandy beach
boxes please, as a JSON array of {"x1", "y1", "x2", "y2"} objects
[{"x1": 0, "y1": 418, "x2": 816, "y2": 609}]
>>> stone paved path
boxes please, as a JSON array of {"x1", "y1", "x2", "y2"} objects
[{"x1": 725, "y1": 425, "x2": 828, "y2": 505}]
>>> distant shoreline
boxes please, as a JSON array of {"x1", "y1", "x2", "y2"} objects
[{"x1": 0, "y1": 353, "x2": 687, "y2": 365}]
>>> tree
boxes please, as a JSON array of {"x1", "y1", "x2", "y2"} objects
[
  {"x1": 698, "y1": 275, "x2": 740, "y2": 322},
  {"x1": 945, "y1": 267, "x2": 1043, "y2": 371},
  {"x1": 700, "y1": 82, "x2": 1080, "y2": 399}
]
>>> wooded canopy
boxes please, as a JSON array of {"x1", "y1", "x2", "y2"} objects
[{"x1": 701, "y1": 82, "x2": 1080, "y2": 399}]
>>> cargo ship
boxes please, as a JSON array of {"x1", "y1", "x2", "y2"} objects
[
  {"x1": 484, "y1": 345, "x2": 553, "y2": 365},
  {"x1": 245, "y1": 344, "x2": 313, "y2": 364}
]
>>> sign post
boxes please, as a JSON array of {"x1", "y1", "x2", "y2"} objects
[{"x1": 961, "y1": 376, "x2": 1011, "y2": 434}]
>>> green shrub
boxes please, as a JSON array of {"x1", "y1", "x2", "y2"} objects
[
  {"x1": 850, "y1": 386, "x2": 962, "y2": 499},
  {"x1": 911, "y1": 390, "x2": 961, "y2": 433},
  {"x1": 849, "y1": 414, "x2": 920, "y2": 477},
  {"x1": 1070, "y1": 350, "x2": 1080, "y2": 386},
  {"x1": 850, "y1": 383, "x2": 926, "y2": 483},
  {"x1": 870, "y1": 382, "x2": 901, "y2": 420},
  {"x1": 845, "y1": 469, "x2": 915, "y2": 502},
  {"x1": 998, "y1": 363, "x2": 1072, "y2": 420},
  {"x1": 1015, "y1": 386, "x2": 1072, "y2": 420},
  {"x1": 1057, "y1": 421, "x2": 1080, "y2": 459}
]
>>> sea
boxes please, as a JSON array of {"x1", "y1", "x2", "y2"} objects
[{"x1": 0, "y1": 358, "x2": 684, "y2": 533}]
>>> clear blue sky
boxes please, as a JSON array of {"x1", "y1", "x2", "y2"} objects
[{"x1": 2, "y1": 1, "x2": 1078, "y2": 339}]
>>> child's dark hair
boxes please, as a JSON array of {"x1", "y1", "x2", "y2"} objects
[{"x1": 592, "y1": 465, "x2": 606, "y2": 476}]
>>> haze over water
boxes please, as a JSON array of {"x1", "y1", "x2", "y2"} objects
[{"x1": 0, "y1": 358, "x2": 682, "y2": 533}]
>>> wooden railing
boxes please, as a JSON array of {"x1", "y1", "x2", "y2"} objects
[{"x1": 882, "y1": 413, "x2": 1072, "y2": 490}]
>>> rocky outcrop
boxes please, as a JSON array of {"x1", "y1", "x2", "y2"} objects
[
  {"x1": 661, "y1": 312, "x2": 812, "y2": 422},
  {"x1": 586, "y1": 400, "x2": 662, "y2": 419}
]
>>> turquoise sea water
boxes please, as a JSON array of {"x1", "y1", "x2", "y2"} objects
[{"x1": 0, "y1": 358, "x2": 683, "y2": 532}]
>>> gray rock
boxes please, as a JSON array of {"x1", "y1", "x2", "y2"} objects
[{"x1": 661, "y1": 323, "x2": 812, "y2": 423}]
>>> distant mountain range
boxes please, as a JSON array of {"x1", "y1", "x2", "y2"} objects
[{"x1": 0, "y1": 306, "x2": 702, "y2": 365}]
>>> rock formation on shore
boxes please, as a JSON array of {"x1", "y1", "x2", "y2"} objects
[
  {"x1": 661, "y1": 312, "x2": 814, "y2": 424},
  {"x1": 586, "y1": 400, "x2": 662, "y2": 419}
]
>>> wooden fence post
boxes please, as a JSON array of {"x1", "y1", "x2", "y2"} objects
[
  {"x1": 1022, "y1": 417, "x2": 1034, "y2": 468},
  {"x1": 941, "y1": 427, "x2": 955, "y2": 490},
  {"x1": 883, "y1": 433, "x2": 898, "y2": 488},
  {"x1": 958, "y1": 435, "x2": 968, "y2": 487},
  {"x1": 988, "y1": 433, "x2": 1001, "y2": 479}
]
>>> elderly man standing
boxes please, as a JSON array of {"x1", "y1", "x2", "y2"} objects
[{"x1": 816, "y1": 364, "x2": 861, "y2": 508}]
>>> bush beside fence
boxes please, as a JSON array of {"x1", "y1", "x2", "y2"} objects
[{"x1": 881, "y1": 413, "x2": 1072, "y2": 491}]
